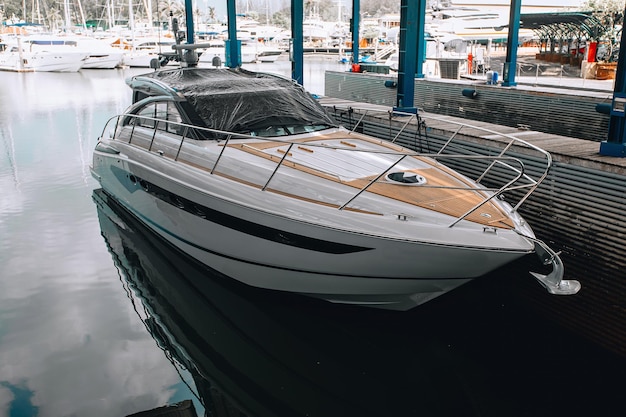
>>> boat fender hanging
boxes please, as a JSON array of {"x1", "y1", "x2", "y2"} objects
[
  {"x1": 462, "y1": 88, "x2": 478, "y2": 98},
  {"x1": 384, "y1": 80, "x2": 397, "y2": 88}
]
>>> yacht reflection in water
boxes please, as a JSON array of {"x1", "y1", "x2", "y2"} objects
[{"x1": 94, "y1": 188, "x2": 608, "y2": 417}]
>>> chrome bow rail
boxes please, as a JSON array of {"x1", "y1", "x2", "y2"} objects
[{"x1": 98, "y1": 111, "x2": 551, "y2": 228}]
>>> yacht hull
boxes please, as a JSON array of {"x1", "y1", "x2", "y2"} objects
[
  {"x1": 82, "y1": 52, "x2": 124, "y2": 69},
  {"x1": 91, "y1": 67, "x2": 577, "y2": 310},
  {"x1": 0, "y1": 50, "x2": 87, "y2": 72},
  {"x1": 92, "y1": 152, "x2": 531, "y2": 310}
]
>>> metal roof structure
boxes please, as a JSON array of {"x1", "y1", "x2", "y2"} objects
[{"x1": 518, "y1": 11, "x2": 607, "y2": 40}]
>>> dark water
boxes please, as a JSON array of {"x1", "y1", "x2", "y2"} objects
[{"x1": 1, "y1": 61, "x2": 625, "y2": 417}]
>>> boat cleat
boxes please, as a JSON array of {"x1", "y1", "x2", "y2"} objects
[{"x1": 529, "y1": 239, "x2": 581, "y2": 296}]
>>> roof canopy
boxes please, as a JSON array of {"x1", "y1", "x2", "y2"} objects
[
  {"x1": 518, "y1": 12, "x2": 607, "y2": 40},
  {"x1": 131, "y1": 68, "x2": 338, "y2": 136}
]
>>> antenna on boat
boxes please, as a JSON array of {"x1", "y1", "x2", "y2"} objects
[{"x1": 168, "y1": 4, "x2": 214, "y2": 68}]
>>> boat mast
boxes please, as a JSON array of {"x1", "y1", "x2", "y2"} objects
[
  {"x1": 129, "y1": 0, "x2": 135, "y2": 44},
  {"x1": 64, "y1": 0, "x2": 72, "y2": 30},
  {"x1": 107, "y1": 0, "x2": 114, "y2": 30},
  {"x1": 76, "y1": 0, "x2": 88, "y2": 31},
  {"x1": 143, "y1": 0, "x2": 153, "y2": 30}
]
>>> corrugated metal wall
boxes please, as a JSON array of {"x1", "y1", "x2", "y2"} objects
[
  {"x1": 325, "y1": 71, "x2": 612, "y2": 142},
  {"x1": 327, "y1": 107, "x2": 626, "y2": 357}
]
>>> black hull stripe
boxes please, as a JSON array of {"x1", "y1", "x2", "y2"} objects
[{"x1": 114, "y1": 166, "x2": 372, "y2": 254}]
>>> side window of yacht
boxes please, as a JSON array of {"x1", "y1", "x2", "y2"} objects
[
  {"x1": 166, "y1": 102, "x2": 183, "y2": 135},
  {"x1": 154, "y1": 102, "x2": 168, "y2": 126},
  {"x1": 129, "y1": 101, "x2": 182, "y2": 134},
  {"x1": 150, "y1": 102, "x2": 183, "y2": 135},
  {"x1": 137, "y1": 103, "x2": 157, "y2": 128}
]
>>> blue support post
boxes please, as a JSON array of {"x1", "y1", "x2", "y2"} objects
[
  {"x1": 394, "y1": 0, "x2": 420, "y2": 114},
  {"x1": 599, "y1": 6, "x2": 626, "y2": 157},
  {"x1": 182, "y1": 0, "x2": 197, "y2": 66},
  {"x1": 290, "y1": 0, "x2": 303, "y2": 84},
  {"x1": 351, "y1": 0, "x2": 360, "y2": 64},
  {"x1": 415, "y1": 0, "x2": 426, "y2": 79},
  {"x1": 501, "y1": 0, "x2": 521, "y2": 87},
  {"x1": 184, "y1": 0, "x2": 194, "y2": 45},
  {"x1": 225, "y1": 0, "x2": 241, "y2": 68}
]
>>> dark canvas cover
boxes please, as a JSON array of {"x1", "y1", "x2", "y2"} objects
[{"x1": 136, "y1": 68, "x2": 337, "y2": 134}]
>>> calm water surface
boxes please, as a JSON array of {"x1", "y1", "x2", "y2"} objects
[{"x1": 1, "y1": 59, "x2": 625, "y2": 417}]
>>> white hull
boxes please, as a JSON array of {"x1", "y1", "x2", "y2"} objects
[
  {"x1": 122, "y1": 52, "x2": 172, "y2": 67},
  {"x1": 82, "y1": 52, "x2": 124, "y2": 69},
  {"x1": 29, "y1": 51, "x2": 87, "y2": 72},
  {"x1": 257, "y1": 49, "x2": 283, "y2": 62},
  {"x1": 198, "y1": 47, "x2": 226, "y2": 65},
  {"x1": 0, "y1": 52, "x2": 33, "y2": 72},
  {"x1": 199, "y1": 45, "x2": 259, "y2": 66},
  {"x1": 0, "y1": 49, "x2": 87, "y2": 72},
  {"x1": 93, "y1": 141, "x2": 533, "y2": 310}
]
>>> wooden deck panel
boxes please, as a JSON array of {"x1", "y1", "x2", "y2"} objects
[
  {"x1": 346, "y1": 169, "x2": 513, "y2": 228},
  {"x1": 228, "y1": 139, "x2": 515, "y2": 228}
]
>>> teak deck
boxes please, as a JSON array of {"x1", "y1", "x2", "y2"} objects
[{"x1": 228, "y1": 132, "x2": 514, "y2": 228}]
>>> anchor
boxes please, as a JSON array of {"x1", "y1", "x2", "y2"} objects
[{"x1": 529, "y1": 239, "x2": 581, "y2": 295}]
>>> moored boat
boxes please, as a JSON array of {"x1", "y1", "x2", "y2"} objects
[
  {"x1": 0, "y1": 36, "x2": 88, "y2": 72},
  {"x1": 91, "y1": 65, "x2": 580, "y2": 310},
  {"x1": 256, "y1": 44, "x2": 284, "y2": 62},
  {"x1": 121, "y1": 37, "x2": 178, "y2": 67}
]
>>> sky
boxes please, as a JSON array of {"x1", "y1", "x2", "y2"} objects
[{"x1": 196, "y1": 0, "x2": 285, "y2": 22}]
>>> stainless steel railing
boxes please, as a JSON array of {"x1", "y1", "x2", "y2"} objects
[{"x1": 98, "y1": 111, "x2": 546, "y2": 227}]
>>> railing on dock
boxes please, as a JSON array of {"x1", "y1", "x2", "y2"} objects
[{"x1": 98, "y1": 110, "x2": 553, "y2": 227}]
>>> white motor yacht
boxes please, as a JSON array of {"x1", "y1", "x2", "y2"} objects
[
  {"x1": 0, "y1": 36, "x2": 88, "y2": 72},
  {"x1": 91, "y1": 66, "x2": 580, "y2": 310}
]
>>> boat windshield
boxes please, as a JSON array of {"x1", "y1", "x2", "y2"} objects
[{"x1": 245, "y1": 123, "x2": 333, "y2": 137}]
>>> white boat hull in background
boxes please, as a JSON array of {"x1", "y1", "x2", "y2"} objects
[
  {"x1": 0, "y1": 49, "x2": 87, "y2": 72},
  {"x1": 83, "y1": 52, "x2": 125, "y2": 69}
]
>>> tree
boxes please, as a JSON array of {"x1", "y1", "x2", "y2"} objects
[
  {"x1": 272, "y1": 11, "x2": 289, "y2": 29},
  {"x1": 582, "y1": 0, "x2": 624, "y2": 61}
]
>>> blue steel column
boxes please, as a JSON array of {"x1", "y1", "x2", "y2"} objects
[
  {"x1": 415, "y1": 0, "x2": 426, "y2": 79},
  {"x1": 394, "y1": 0, "x2": 419, "y2": 113},
  {"x1": 501, "y1": 0, "x2": 521, "y2": 87},
  {"x1": 291, "y1": 0, "x2": 303, "y2": 84},
  {"x1": 225, "y1": 0, "x2": 241, "y2": 67},
  {"x1": 351, "y1": 0, "x2": 360, "y2": 63},
  {"x1": 600, "y1": 6, "x2": 626, "y2": 157},
  {"x1": 184, "y1": 0, "x2": 194, "y2": 45}
]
